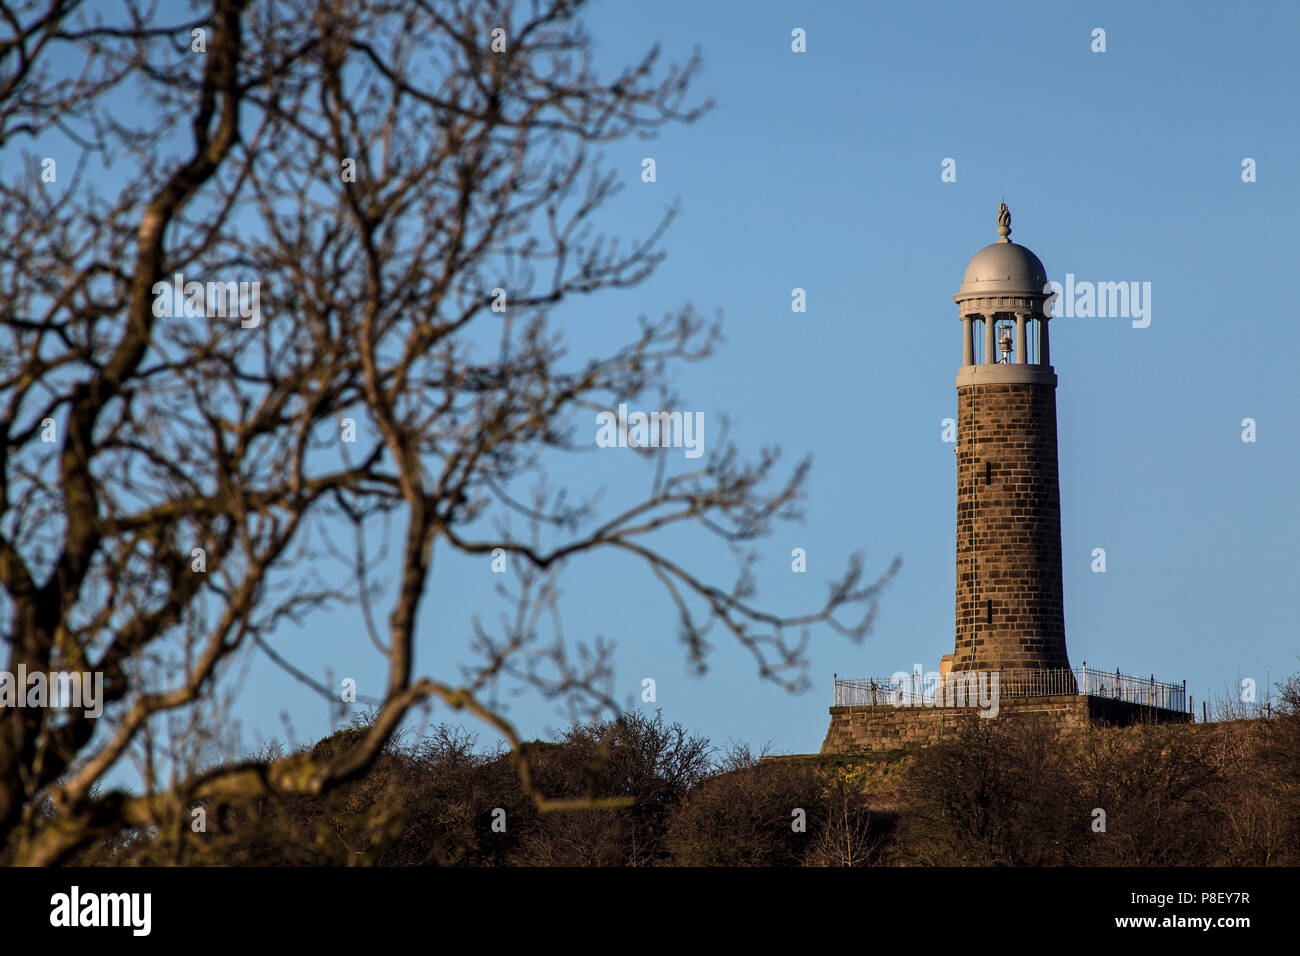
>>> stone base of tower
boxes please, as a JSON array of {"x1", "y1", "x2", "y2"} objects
[{"x1": 820, "y1": 694, "x2": 1191, "y2": 755}]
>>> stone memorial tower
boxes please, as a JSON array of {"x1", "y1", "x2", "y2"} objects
[
  {"x1": 949, "y1": 203, "x2": 1071, "y2": 683},
  {"x1": 818, "y1": 205, "x2": 1189, "y2": 755}
]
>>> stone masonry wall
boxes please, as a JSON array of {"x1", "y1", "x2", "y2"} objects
[
  {"x1": 820, "y1": 695, "x2": 1191, "y2": 755},
  {"x1": 954, "y1": 382, "x2": 1069, "y2": 672}
]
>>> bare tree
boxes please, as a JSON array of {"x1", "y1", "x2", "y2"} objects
[
  {"x1": 803, "y1": 777, "x2": 876, "y2": 867},
  {"x1": 0, "y1": 0, "x2": 894, "y2": 864}
]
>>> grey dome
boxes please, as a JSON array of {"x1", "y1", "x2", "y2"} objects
[{"x1": 958, "y1": 241, "x2": 1047, "y2": 296}]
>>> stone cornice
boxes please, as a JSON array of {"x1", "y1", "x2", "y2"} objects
[{"x1": 955, "y1": 364, "x2": 1057, "y2": 387}]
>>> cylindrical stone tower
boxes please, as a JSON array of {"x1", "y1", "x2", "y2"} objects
[{"x1": 951, "y1": 204, "x2": 1070, "y2": 682}]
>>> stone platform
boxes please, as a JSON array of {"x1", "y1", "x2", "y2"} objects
[{"x1": 821, "y1": 693, "x2": 1192, "y2": 755}]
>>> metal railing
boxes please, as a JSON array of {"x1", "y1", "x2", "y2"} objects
[
  {"x1": 833, "y1": 664, "x2": 1186, "y2": 713},
  {"x1": 1073, "y1": 664, "x2": 1186, "y2": 712}
]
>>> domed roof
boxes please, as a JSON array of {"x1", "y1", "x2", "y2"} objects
[
  {"x1": 956, "y1": 202, "x2": 1047, "y2": 296},
  {"x1": 959, "y1": 241, "x2": 1047, "y2": 295}
]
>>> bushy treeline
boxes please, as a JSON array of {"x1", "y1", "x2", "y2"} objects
[
  {"x1": 897, "y1": 693, "x2": 1300, "y2": 866},
  {"x1": 64, "y1": 675, "x2": 1300, "y2": 866},
  {"x1": 67, "y1": 711, "x2": 880, "y2": 866}
]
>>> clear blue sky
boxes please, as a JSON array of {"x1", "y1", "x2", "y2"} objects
[{"x1": 46, "y1": 0, "x2": 1300, "y2": 767}]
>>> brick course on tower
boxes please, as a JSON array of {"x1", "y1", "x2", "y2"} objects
[{"x1": 954, "y1": 384, "x2": 1067, "y2": 670}]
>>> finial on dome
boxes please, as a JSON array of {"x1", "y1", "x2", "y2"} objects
[{"x1": 996, "y1": 202, "x2": 1012, "y2": 242}]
